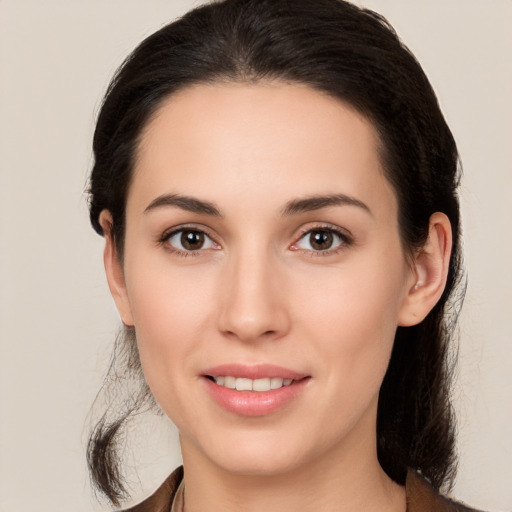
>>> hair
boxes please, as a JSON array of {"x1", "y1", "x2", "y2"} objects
[{"x1": 87, "y1": 0, "x2": 463, "y2": 506}]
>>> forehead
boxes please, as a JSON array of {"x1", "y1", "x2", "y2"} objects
[{"x1": 130, "y1": 81, "x2": 396, "y2": 217}]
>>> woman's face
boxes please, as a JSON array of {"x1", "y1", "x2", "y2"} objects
[{"x1": 107, "y1": 82, "x2": 419, "y2": 476}]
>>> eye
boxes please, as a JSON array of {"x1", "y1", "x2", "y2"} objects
[
  {"x1": 293, "y1": 227, "x2": 350, "y2": 253},
  {"x1": 165, "y1": 228, "x2": 218, "y2": 253}
]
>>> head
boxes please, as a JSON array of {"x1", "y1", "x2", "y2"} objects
[{"x1": 88, "y1": 0, "x2": 463, "y2": 505}]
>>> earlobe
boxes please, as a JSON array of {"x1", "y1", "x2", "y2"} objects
[
  {"x1": 99, "y1": 210, "x2": 134, "y2": 327},
  {"x1": 398, "y1": 212, "x2": 452, "y2": 327}
]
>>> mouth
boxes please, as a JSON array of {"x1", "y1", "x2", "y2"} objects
[
  {"x1": 205, "y1": 375, "x2": 296, "y2": 392},
  {"x1": 201, "y1": 365, "x2": 311, "y2": 416}
]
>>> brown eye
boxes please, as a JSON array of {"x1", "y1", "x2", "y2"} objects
[
  {"x1": 166, "y1": 229, "x2": 217, "y2": 252},
  {"x1": 181, "y1": 230, "x2": 205, "y2": 250},
  {"x1": 309, "y1": 230, "x2": 334, "y2": 251},
  {"x1": 293, "y1": 227, "x2": 350, "y2": 253}
]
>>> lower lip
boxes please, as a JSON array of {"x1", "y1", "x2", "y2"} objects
[{"x1": 203, "y1": 377, "x2": 310, "y2": 417}]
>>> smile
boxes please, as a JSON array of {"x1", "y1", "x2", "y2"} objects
[
  {"x1": 209, "y1": 376, "x2": 294, "y2": 391},
  {"x1": 202, "y1": 369, "x2": 310, "y2": 416}
]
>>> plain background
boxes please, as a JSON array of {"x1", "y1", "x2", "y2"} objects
[{"x1": 0, "y1": 1, "x2": 511, "y2": 511}]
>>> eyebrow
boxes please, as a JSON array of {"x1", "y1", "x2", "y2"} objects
[
  {"x1": 281, "y1": 194, "x2": 372, "y2": 217},
  {"x1": 143, "y1": 192, "x2": 372, "y2": 218},
  {"x1": 144, "y1": 194, "x2": 223, "y2": 216}
]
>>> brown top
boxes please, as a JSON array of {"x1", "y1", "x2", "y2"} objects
[{"x1": 122, "y1": 466, "x2": 482, "y2": 512}]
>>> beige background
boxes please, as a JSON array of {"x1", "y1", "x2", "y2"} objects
[{"x1": 0, "y1": 1, "x2": 511, "y2": 511}]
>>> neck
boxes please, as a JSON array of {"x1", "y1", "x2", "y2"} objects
[{"x1": 179, "y1": 411, "x2": 405, "y2": 512}]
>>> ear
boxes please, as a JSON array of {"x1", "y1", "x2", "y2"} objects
[
  {"x1": 99, "y1": 210, "x2": 134, "y2": 326},
  {"x1": 398, "y1": 212, "x2": 453, "y2": 327}
]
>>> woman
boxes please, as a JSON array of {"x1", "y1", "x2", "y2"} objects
[{"x1": 87, "y1": 0, "x2": 480, "y2": 510}]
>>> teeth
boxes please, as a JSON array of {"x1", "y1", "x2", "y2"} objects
[
  {"x1": 270, "y1": 377, "x2": 284, "y2": 389},
  {"x1": 223, "y1": 376, "x2": 236, "y2": 389},
  {"x1": 235, "y1": 378, "x2": 252, "y2": 391},
  {"x1": 212, "y1": 376, "x2": 295, "y2": 391},
  {"x1": 253, "y1": 378, "x2": 271, "y2": 391}
]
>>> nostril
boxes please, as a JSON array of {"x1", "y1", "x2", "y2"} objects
[{"x1": 217, "y1": 300, "x2": 291, "y2": 342}]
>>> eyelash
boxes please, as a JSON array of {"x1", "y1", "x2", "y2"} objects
[
  {"x1": 158, "y1": 224, "x2": 353, "y2": 258},
  {"x1": 291, "y1": 225, "x2": 353, "y2": 257},
  {"x1": 158, "y1": 225, "x2": 219, "y2": 258}
]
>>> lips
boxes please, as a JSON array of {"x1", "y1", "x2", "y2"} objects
[
  {"x1": 201, "y1": 364, "x2": 310, "y2": 416},
  {"x1": 202, "y1": 363, "x2": 308, "y2": 381}
]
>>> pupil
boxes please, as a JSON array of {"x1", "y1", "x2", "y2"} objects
[
  {"x1": 181, "y1": 231, "x2": 204, "y2": 250},
  {"x1": 311, "y1": 231, "x2": 333, "y2": 250}
]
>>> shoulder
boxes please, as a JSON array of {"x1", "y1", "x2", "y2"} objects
[
  {"x1": 406, "y1": 469, "x2": 485, "y2": 512},
  {"x1": 120, "y1": 466, "x2": 183, "y2": 512}
]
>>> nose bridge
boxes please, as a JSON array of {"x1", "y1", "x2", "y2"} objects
[{"x1": 218, "y1": 241, "x2": 288, "y2": 341}]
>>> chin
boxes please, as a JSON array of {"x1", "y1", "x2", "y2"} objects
[
  {"x1": 201, "y1": 427, "x2": 318, "y2": 477},
  {"x1": 213, "y1": 451, "x2": 305, "y2": 477}
]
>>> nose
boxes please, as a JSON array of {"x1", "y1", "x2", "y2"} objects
[{"x1": 217, "y1": 247, "x2": 291, "y2": 343}]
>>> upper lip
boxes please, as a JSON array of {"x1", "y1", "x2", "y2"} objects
[{"x1": 202, "y1": 363, "x2": 309, "y2": 380}]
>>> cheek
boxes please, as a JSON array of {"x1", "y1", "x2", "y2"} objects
[
  {"x1": 122, "y1": 255, "x2": 218, "y2": 394},
  {"x1": 294, "y1": 253, "x2": 408, "y2": 381}
]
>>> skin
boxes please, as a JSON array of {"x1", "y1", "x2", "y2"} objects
[{"x1": 100, "y1": 82, "x2": 452, "y2": 512}]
